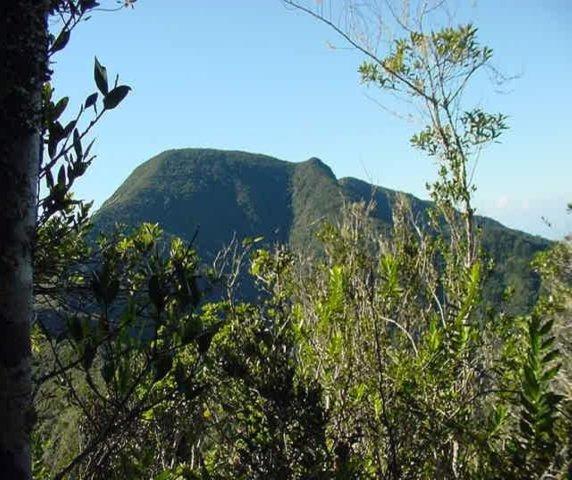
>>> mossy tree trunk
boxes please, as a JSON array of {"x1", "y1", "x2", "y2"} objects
[{"x1": 0, "y1": 1, "x2": 49, "y2": 478}]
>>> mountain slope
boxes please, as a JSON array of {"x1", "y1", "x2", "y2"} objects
[
  {"x1": 94, "y1": 148, "x2": 550, "y2": 310},
  {"x1": 97, "y1": 149, "x2": 295, "y2": 256}
]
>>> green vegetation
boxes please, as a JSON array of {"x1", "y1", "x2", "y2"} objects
[
  {"x1": 2, "y1": 1, "x2": 569, "y2": 479},
  {"x1": 94, "y1": 148, "x2": 550, "y2": 312},
  {"x1": 32, "y1": 203, "x2": 571, "y2": 479}
]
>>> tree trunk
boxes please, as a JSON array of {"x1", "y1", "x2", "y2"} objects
[{"x1": 0, "y1": 2, "x2": 49, "y2": 478}]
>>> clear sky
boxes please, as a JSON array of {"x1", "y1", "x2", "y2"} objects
[{"x1": 50, "y1": 0, "x2": 571, "y2": 239}]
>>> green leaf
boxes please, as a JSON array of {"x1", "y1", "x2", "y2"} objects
[
  {"x1": 542, "y1": 349, "x2": 560, "y2": 364},
  {"x1": 103, "y1": 85, "x2": 131, "y2": 110},
  {"x1": 84, "y1": 138, "x2": 96, "y2": 159},
  {"x1": 51, "y1": 29, "x2": 70, "y2": 53},
  {"x1": 52, "y1": 97, "x2": 69, "y2": 121},
  {"x1": 73, "y1": 128, "x2": 82, "y2": 160},
  {"x1": 539, "y1": 319, "x2": 554, "y2": 336},
  {"x1": 57, "y1": 165, "x2": 66, "y2": 187},
  {"x1": 45, "y1": 169, "x2": 54, "y2": 189},
  {"x1": 67, "y1": 164, "x2": 75, "y2": 183},
  {"x1": 523, "y1": 365, "x2": 539, "y2": 399},
  {"x1": 49, "y1": 121, "x2": 64, "y2": 142},
  {"x1": 94, "y1": 57, "x2": 109, "y2": 95},
  {"x1": 541, "y1": 336, "x2": 555, "y2": 351},
  {"x1": 63, "y1": 120, "x2": 76, "y2": 139},
  {"x1": 91, "y1": 269, "x2": 119, "y2": 305},
  {"x1": 47, "y1": 136, "x2": 58, "y2": 159},
  {"x1": 154, "y1": 470, "x2": 173, "y2": 480},
  {"x1": 541, "y1": 364, "x2": 561, "y2": 382},
  {"x1": 85, "y1": 92, "x2": 98, "y2": 111}
]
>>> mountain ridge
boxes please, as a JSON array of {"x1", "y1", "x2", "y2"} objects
[
  {"x1": 100, "y1": 147, "x2": 547, "y2": 239},
  {"x1": 94, "y1": 147, "x2": 550, "y2": 310}
]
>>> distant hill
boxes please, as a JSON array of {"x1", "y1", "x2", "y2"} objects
[{"x1": 94, "y1": 148, "x2": 550, "y2": 311}]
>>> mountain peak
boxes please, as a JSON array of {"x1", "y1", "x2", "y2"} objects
[
  {"x1": 94, "y1": 148, "x2": 549, "y2": 312},
  {"x1": 298, "y1": 156, "x2": 337, "y2": 180}
]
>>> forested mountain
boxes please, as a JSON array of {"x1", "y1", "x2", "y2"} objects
[{"x1": 94, "y1": 148, "x2": 550, "y2": 310}]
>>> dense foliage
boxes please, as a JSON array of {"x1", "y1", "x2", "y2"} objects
[
  {"x1": 32, "y1": 202, "x2": 571, "y2": 479},
  {"x1": 26, "y1": 3, "x2": 570, "y2": 479},
  {"x1": 93, "y1": 148, "x2": 549, "y2": 314}
]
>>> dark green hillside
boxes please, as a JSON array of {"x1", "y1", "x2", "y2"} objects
[
  {"x1": 94, "y1": 148, "x2": 550, "y2": 310},
  {"x1": 339, "y1": 176, "x2": 431, "y2": 224},
  {"x1": 479, "y1": 222, "x2": 549, "y2": 311},
  {"x1": 339, "y1": 176, "x2": 549, "y2": 311},
  {"x1": 96, "y1": 149, "x2": 295, "y2": 257},
  {"x1": 289, "y1": 158, "x2": 343, "y2": 251}
]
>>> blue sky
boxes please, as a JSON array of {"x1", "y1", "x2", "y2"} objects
[{"x1": 51, "y1": 0, "x2": 571, "y2": 239}]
